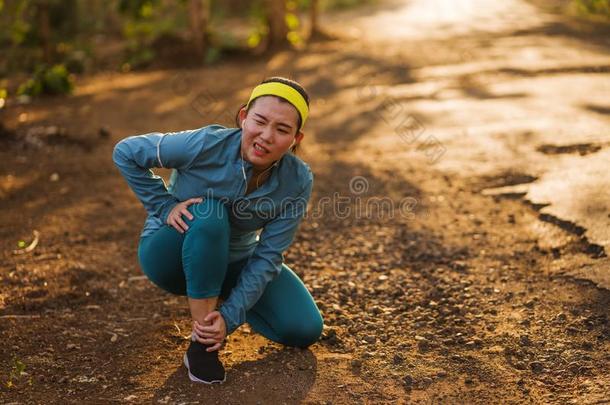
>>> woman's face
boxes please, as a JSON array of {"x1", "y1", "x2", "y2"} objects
[{"x1": 239, "y1": 96, "x2": 304, "y2": 170}]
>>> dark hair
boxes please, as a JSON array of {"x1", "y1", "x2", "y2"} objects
[{"x1": 235, "y1": 76, "x2": 310, "y2": 154}]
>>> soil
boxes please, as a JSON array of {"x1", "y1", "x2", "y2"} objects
[{"x1": 1, "y1": 1, "x2": 609, "y2": 404}]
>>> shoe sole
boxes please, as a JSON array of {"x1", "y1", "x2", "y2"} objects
[{"x1": 183, "y1": 353, "x2": 226, "y2": 384}]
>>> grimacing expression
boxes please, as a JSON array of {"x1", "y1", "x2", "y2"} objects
[{"x1": 239, "y1": 96, "x2": 304, "y2": 170}]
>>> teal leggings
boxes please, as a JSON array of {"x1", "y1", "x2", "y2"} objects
[{"x1": 137, "y1": 198, "x2": 323, "y2": 348}]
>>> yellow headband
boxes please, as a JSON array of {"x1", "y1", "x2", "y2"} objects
[{"x1": 246, "y1": 82, "x2": 309, "y2": 130}]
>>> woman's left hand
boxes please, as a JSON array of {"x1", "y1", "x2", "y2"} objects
[{"x1": 193, "y1": 311, "x2": 227, "y2": 352}]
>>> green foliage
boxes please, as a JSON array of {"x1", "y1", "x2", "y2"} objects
[
  {"x1": 205, "y1": 47, "x2": 222, "y2": 64},
  {"x1": 0, "y1": 78, "x2": 7, "y2": 105},
  {"x1": 573, "y1": 0, "x2": 610, "y2": 18},
  {"x1": 0, "y1": 0, "x2": 96, "y2": 77},
  {"x1": 0, "y1": 0, "x2": 381, "y2": 77},
  {"x1": 0, "y1": 0, "x2": 31, "y2": 46},
  {"x1": 321, "y1": 0, "x2": 378, "y2": 11},
  {"x1": 6, "y1": 357, "x2": 30, "y2": 389},
  {"x1": 17, "y1": 64, "x2": 74, "y2": 97},
  {"x1": 246, "y1": 1, "x2": 267, "y2": 48},
  {"x1": 123, "y1": 47, "x2": 155, "y2": 71},
  {"x1": 118, "y1": 0, "x2": 186, "y2": 69},
  {"x1": 286, "y1": 1, "x2": 303, "y2": 46}
]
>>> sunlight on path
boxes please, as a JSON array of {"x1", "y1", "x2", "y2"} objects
[
  {"x1": 326, "y1": 0, "x2": 549, "y2": 40},
  {"x1": 323, "y1": 0, "x2": 610, "y2": 286}
]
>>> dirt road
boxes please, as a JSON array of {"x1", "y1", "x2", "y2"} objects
[{"x1": 1, "y1": 0, "x2": 609, "y2": 403}]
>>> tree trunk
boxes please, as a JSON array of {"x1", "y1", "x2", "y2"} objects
[
  {"x1": 188, "y1": 0, "x2": 211, "y2": 62},
  {"x1": 309, "y1": 0, "x2": 320, "y2": 38},
  {"x1": 264, "y1": 0, "x2": 289, "y2": 51},
  {"x1": 37, "y1": 0, "x2": 53, "y2": 64}
]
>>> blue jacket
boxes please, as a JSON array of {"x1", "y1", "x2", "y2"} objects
[{"x1": 112, "y1": 124, "x2": 313, "y2": 334}]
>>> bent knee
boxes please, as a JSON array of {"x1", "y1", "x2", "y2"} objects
[
  {"x1": 186, "y1": 199, "x2": 229, "y2": 236},
  {"x1": 281, "y1": 315, "x2": 324, "y2": 348}
]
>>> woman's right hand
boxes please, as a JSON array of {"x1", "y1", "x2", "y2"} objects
[{"x1": 166, "y1": 197, "x2": 204, "y2": 234}]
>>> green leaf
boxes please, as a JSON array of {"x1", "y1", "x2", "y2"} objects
[{"x1": 285, "y1": 12, "x2": 300, "y2": 30}]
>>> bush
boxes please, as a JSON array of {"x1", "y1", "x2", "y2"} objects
[
  {"x1": 572, "y1": 0, "x2": 610, "y2": 19},
  {"x1": 17, "y1": 64, "x2": 74, "y2": 97}
]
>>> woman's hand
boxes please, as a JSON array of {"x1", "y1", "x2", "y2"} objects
[
  {"x1": 166, "y1": 197, "x2": 203, "y2": 233},
  {"x1": 193, "y1": 311, "x2": 227, "y2": 352}
]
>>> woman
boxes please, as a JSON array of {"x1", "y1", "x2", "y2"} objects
[{"x1": 112, "y1": 77, "x2": 323, "y2": 384}]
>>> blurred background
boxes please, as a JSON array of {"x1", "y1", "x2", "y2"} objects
[
  {"x1": 0, "y1": 0, "x2": 608, "y2": 99},
  {"x1": 0, "y1": 0, "x2": 376, "y2": 97}
]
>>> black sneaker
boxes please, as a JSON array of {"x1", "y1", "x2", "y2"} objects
[{"x1": 183, "y1": 338, "x2": 226, "y2": 384}]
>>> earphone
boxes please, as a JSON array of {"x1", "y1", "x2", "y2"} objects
[{"x1": 239, "y1": 150, "x2": 279, "y2": 190}]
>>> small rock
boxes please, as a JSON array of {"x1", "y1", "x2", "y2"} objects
[
  {"x1": 441, "y1": 338, "x2": 454, "y2": 346},
  {"x1": 519, "y1": 335, "x2": 531, "y2": 346},
  {"x1": 351, "y1": 359, "x2": 362, "y2": 368},
  {"x1": 322, "y1": 328, "x2": 337, "y2": 340},
  {"x1": 530, "y1": 361, "x2": 544, "y2": 373},
  {"x1": 463, "y1": 339, "x2": 474, "y2": 347},
  {"x1": 403, "y1": 374, "x2": 414, "y2": 387},
  {"x1": 417, "y1": 339, "x2": 430, "y2": 352},
  {"x1": 99, "y1": 127, "x2": 111, "y2": 138},
  {"x1": 554, "y1": 312, "x2": 567, "y2": 323},
  {"x1": 392, "y1": 354, "x2": 404, "y2": 364},
  {"x1": 363, "y1": 335, "x2": 376, "y2": 344},
  {"x1": 487, "y1": 345, "x2": 504, "y2": 354}
]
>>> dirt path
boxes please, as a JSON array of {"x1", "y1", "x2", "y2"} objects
[{"x1": 1, "y1": 0, "x2": 609, "y2": 403}]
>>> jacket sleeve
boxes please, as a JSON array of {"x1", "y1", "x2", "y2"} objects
[
  {"x1": 218, "y1": 172, "x2": 313, "y2": 335},
  {"x1": 112, "y1": 128, "x2": 207, "y2": 224}
]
